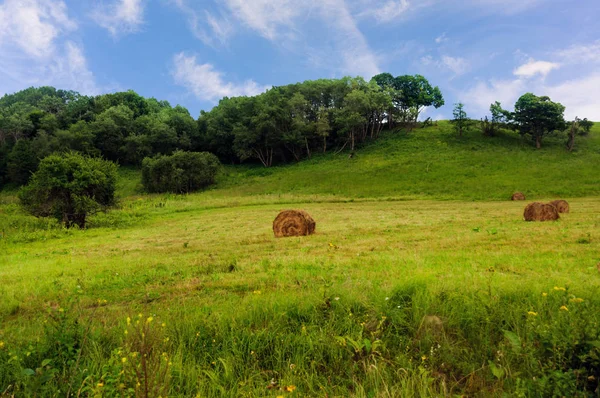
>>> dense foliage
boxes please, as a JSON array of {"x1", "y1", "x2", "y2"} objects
[
  {"x1": 18, "y1": 152, "x2": 117, "y2": 228},
  {"x1": 141, "y1": 151, "x2": 221, "y2": 193},
  {"x1": 0, "y1": 75, "x2": 444, "y2": 187},
  {"x1": 200, "y1": 75, "x2": 444, "y2": 166}
]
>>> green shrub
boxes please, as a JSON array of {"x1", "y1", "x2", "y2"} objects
[
  {"x1": 18, "y1": 152, "x2": 118, "y2": 228},
  {"x1": 141, "y1": 151, "x2": 220, "y2": 193}
]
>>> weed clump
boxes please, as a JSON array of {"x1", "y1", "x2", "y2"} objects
[
  {"x1": 273, "y1": 210, "x2": 316, "y2": 237},
  {"x1": 523, "y1": 202, "x2": 559, "y2": 221}
]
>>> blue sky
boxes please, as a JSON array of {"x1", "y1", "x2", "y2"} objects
[{"x1": 1, "y1": 0, "x2": 599, "y2": 120}]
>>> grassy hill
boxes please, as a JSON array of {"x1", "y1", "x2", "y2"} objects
[
  {"x1": 209, "y1": 121, "x2": 600, "y2": 201},
  {"x1": 1, "y1": 122, "x2": 600, "y2": 396}
]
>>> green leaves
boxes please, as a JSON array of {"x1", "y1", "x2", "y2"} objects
[{"x1": 18, "y1": 152, "x2": 118, "y2": 228}]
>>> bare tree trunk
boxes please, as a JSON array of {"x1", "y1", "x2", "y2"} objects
[
  {"x1": 535, "y1": 134, "x2": 541, "y2": 149},
  {"x1": 305, "y1": 137, "x2": 311, "y2": 159},
  {"x1": 567, "y1": 121, "x2": 577, "y2": 152}
]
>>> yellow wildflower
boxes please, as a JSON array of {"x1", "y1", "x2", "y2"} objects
[
  {"x1": 122, "y1": 357, "x2": 127, "y2": 363},
  {"x1": 569, "y1": 298, "x2": 584, "y2": 303},
  {"x1": 146, "y1": 316, "x2": 154, "y2": 323},
  {"x1": 527, "y1": 311, "x2": 538, "y2": 316},
  {"x1": 127, "y1": 317, "x2": 131, "y2": 325},
  {"x1": 162, "y1": 322, "x2": 166, "y2": 327},
  {"x1": 0, "y1": 341, "x2": 4, "y2": 349},
  {"x1": 554, "y1": 287, "x2": 566, "y2": 292},
  {"x1": 421, "y1": 355, "x2": 427, "y2": 361},
  {"x1": 560, "y1": 305, "x2": 569, "y2": 311},
  {"x1": 97, "y1": 382, "x2": 104, "y2": 387},
  {"x1": 542, "y1": 293, "x2": 548, "y2": 297},
  {"x1": 253, "y1": 290, "x2": 261, "y2": 295},
  {"x1": 284, "y1": 385, "x2": 296, "y2": 392}
]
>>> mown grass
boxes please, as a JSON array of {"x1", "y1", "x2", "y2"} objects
[{"x1": 1, "y1": 124, "x2": 600, "y2": 396}]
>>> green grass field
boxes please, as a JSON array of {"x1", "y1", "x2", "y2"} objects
[{"x1": 1, "y1": 123, "x2": 600, "y2": 397}]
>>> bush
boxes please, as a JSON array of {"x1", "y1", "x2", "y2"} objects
[
  {"x1": 141, "y1": 151, "x2": 221, "y2": 193},
  {"x1": 19, "y1": 152, "x2": 118, "y2": 228}
]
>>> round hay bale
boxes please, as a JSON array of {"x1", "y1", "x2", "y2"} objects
[
  {"x1": 549, "y1": 199, "x2": 570, "y2": 213},
  {"x1": 273, "y1": 210, "x2": 316, "y2": 238},
  {"x1": 511, "y1": 192, "x2": 526, "y2": 201},
  {"x1": 523, "y1": 202, "x2": 559, "y2": 222}
]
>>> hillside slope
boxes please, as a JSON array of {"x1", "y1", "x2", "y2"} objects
[{"x1": 211, "y1": 121, "x2": 600, "y2": 201}]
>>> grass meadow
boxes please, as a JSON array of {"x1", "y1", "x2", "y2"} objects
[{"x1": 1, "y1": 123, "x2": 600, "y2": 397}]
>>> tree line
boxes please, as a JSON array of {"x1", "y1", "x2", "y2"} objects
[
  {"x1": 0, "y1": 74, "x2": 444, "y2": 187},
  {"x1": 451, "y1": 94, "x2": 594, "y2": 149}
]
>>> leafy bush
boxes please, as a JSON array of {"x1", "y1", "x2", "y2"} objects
[
  {"x1": 141, "y1": 151, "x2": 220, "y2": 193},
  {"x1": 18, "y1": 152, "x2": 118, "y2": 228}
]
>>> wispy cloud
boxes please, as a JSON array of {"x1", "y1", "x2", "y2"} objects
[
  {"x1": 91, "y1": 0, "x2": 145, "y2": 37},
  {"x1": 555, "y1": 41, "x2": 600, "y2": 64},
  {"x1": 0, "y1": 0, "x2": 76, "y2": 59},
  {"x1": 171, "y1": 53, "x2": 270, "y2": 101},
  {"x1": 172, "y1": 0, "x2": 234, "y2": 46},
  {"x1": 441, "y1": 55, "x2": 470, "y2": 76},
  {"x1": 319, "y1": 0, "x2": 381, "y2": 78},
  {"x1": 435, "y1": 32, "x2": 448, "y2": 44},
  {"x1": 222, "y1": 0, "x2": 302, "y2": 41},
  {"x1": 0, "y1": 0, "x2": 99, "y2": 95},
  {"x1": 420, "y1": 54, "x2": 470, "y2": 77},
  {"x1": 513, "y1": 58, "x2": 560, "y2": 78},
  {"x1": 359, "y1": 0, "x2": 411, "y2": 23}
]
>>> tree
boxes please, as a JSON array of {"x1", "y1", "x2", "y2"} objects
[
  {"x1": 141, "y1": 151, "x2": 221, "y2": 193},
  {"x1": 7, "y1": 139, "x2": 39, "y2": 185},
  {"x1": 451, "y1": 103, "x2": 468, "y2": 137},
  {"x1": 579, "y1": 118, "x2": 594, "y2": 135},
  {"x1": 393, "y1": 75, "x2": 444, "y2": 124},
  {"x1": 19, "y1": 153, "x2": 118, "y2": 228},
  {"x1": 513, "y1": 93, "x2": 565, "y2": 149},
  {"x1": 487, "y1": 101, "x2": 512, "y2": 136}
]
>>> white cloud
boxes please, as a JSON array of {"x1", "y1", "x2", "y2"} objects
[
  {"x1": 360, "y1": 0, "x2": 411, "y2": 23},
  {"x1": 91, "y1": 0, "x2": 145, "y2": 37},
  {"x1": 461, "y1": 78, "x2": 526, "y2": 115},
  {"x1": 0, "y1": 0, "x2": 76, "y2": 59},
  {"x1": 0, "y1": 0, "x2": 99, "y2": 95},
  {"x1": 319, "y1": 0, "x2": 381, "y2": 78},
  {"x1": 223, "y1": 0, "x2": 301, "y2": 41},
  {"x1": 172, "y1": 0, "x2": 234, "y2": 46},
  {"x1": 435, "y1": 32, "x2": 447, "y2": 44},
  {"x1": 555, "y1": 41, "x2": 600, "y2": 64},
  {"x1": 513, "y1": 58, "x2": 560, "y2": 78},
  {"x1": 204, "y1": 0, "x2": 381, "y2": 78},
  {"x1": 420, "y1": 55, "x2": 434, "y2": 66},
  {"x1": 545, "y1": 73, "x2": 600, "y2": 120},
  {"x1": 441, "y1": 55, "x2": 470, "y2": 76},
  {"x1": 171, "y1": 53, "x2": 270, "y2": 101}
]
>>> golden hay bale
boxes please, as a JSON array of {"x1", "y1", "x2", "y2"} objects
[
  {"x1": 273, "y1": 210, "x2": 316, "y2": 238},
  {"x1": 511, "y1": 192, "x2": 526, "y2": 201},
  {"x1": 523, "y1": 202, "x2": 559, "y2": 222},
  {"x1": 549, "y1": 200, "x2": 570, "y2": 213}
]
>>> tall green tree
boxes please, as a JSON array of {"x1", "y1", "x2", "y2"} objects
[
  {"x1": 451, "y1": 103, "x2": 468, "y2": 137},
  {"x1": 513, "y1": 93, "x2": 565, "y2": 149},
  {"x1": 19, "y1": 153, "x2": 118, "y2": 228}
]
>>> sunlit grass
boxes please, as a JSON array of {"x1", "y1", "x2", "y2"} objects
[{"x1": 1, "y1": 123, "x2": 599, "y2": 396}]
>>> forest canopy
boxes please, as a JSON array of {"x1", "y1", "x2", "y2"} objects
[{"x1": 0, "y1": 74, "x2": 443, "y2": 187}]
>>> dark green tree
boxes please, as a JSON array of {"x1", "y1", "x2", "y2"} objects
[
  {"x1": 579, "y1": 118, "x2": 594, "y2": 135},
  {"x1": 7, "y1": 139, "x2": 39, "y2": 185},
  {"x1": 19, "y1": 152, "x2": 118, "y2": 228},
  {"x1": 141, "y1": 151, "x2": 221, "y2": 193},
  {"x1": 514, "y1": 93, "x2": 565, "y2": 149}
]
